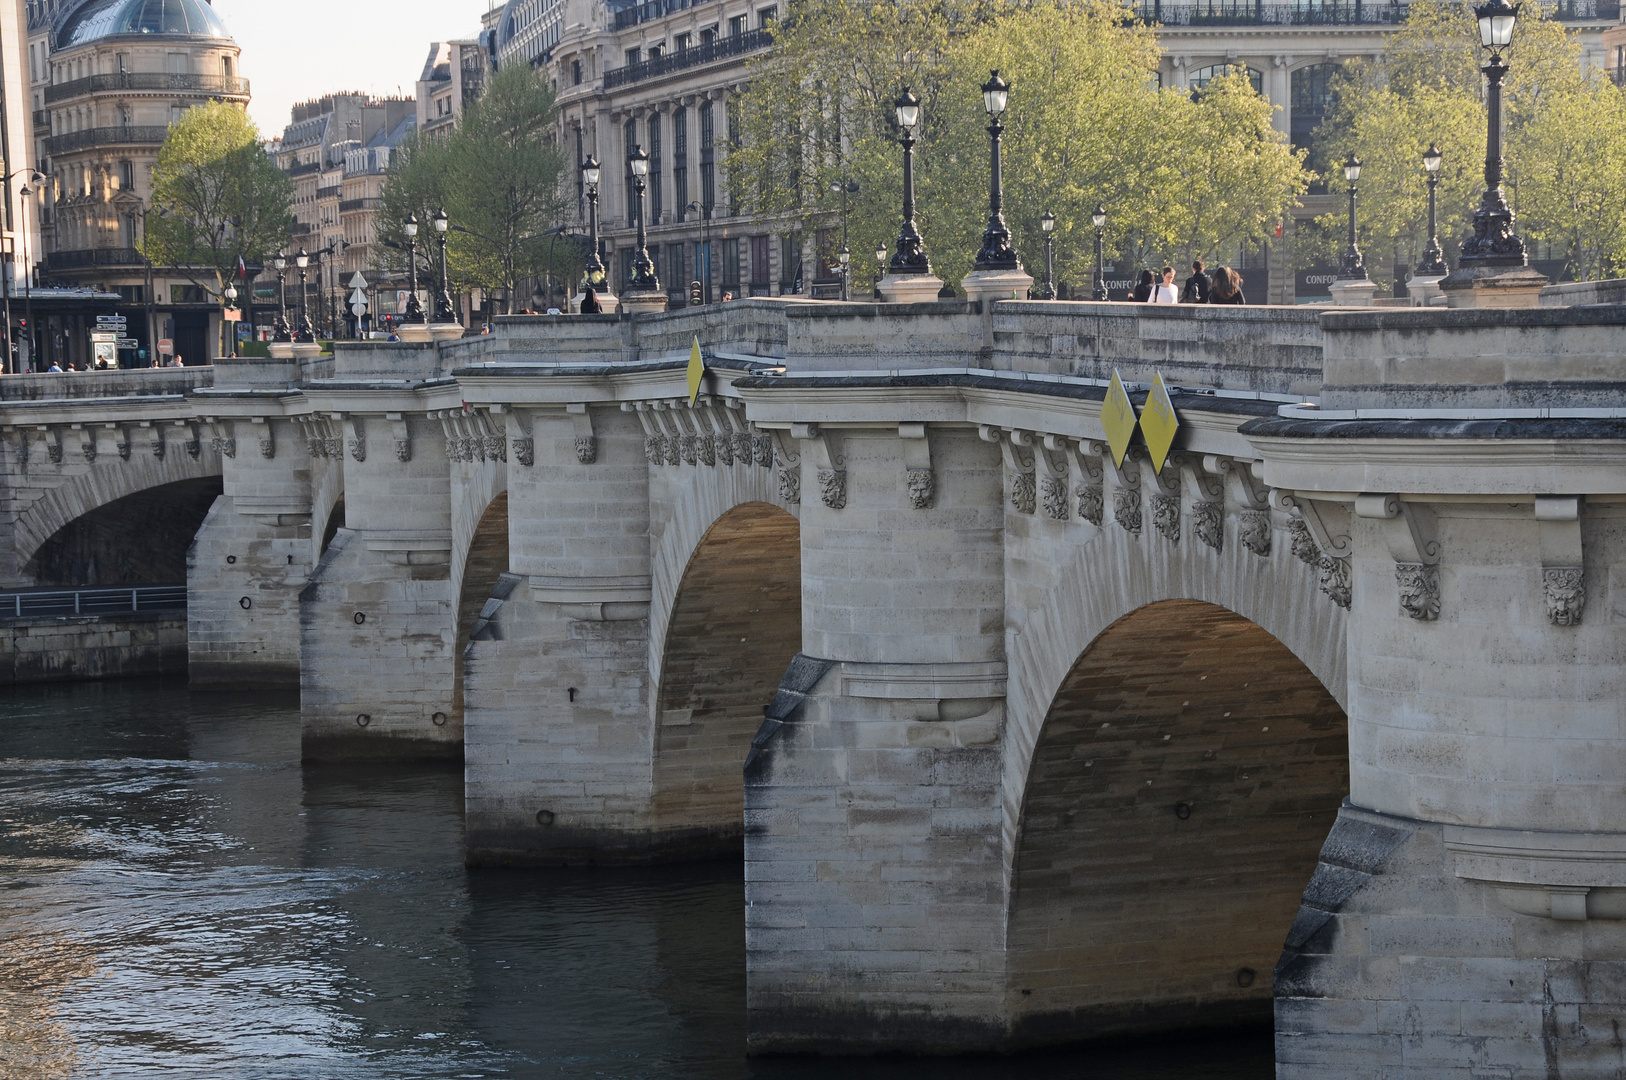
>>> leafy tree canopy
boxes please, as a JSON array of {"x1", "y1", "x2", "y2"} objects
[{"x1": 729, "y1": 0, "x2": 1309, "y2": 289}]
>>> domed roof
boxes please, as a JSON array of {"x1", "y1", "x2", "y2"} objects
[{"x1": 55, "y1": 0, "x2": 232, "y2": 50}]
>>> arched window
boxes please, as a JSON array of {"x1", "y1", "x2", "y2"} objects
[
  {"x1": 1187, "y1": 63, "x2": 1263, "y2": 95},
  {"x1": 1290, "y1": 62, "x2": 1340, "y2": 149}
]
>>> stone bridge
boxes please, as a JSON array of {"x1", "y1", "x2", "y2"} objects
[{"x1": 3, "y1": 299, "x2": 1624, "y2": 1073}]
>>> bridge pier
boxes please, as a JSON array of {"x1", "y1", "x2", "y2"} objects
[{"x1": 744, "y1": 425, "x2": 1014, "y2": 1051}]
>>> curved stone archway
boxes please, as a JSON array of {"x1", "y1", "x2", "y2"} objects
[
  {"x1": 453, "y1": 491, "x2": 511, "y2": 731},
  {"x1": 25, "y1": 475, "x2": 224, "y2": 586},
  {"x1": 652, "y1": 500, "x2": 801, "y2": 851},
  {"x1": 1005, "y1": 599, "x2": 1348, "y2": 1046}
]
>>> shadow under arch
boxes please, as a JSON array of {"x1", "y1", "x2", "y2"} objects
[
  {"x1": 453, "y1": 491, "x2": 510, "y2": 730},
  {"x1": 1006, "y1": 598, "x2": 1347, "y2": 1047},
  {"x1": 25, "y1": 475, "x2": 223, "y2": 586},
  {"x1": 652, "y1": 500, "x2": 801, "y2": 855}
]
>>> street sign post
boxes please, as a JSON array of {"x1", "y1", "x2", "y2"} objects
[{"x1": 158, "y1": 338, "x2": 173, "y2": 355}]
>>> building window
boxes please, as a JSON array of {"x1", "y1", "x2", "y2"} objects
[
  {"x1": 170, "y1": 284, "x2": 205, "y2": 304},
  {"x1": 118, "y1": 160, "x2": 133, "y2": 190},
  {"x1": 758, "y1": 6, "x2": 776, "y2": 27},
  {"x1": 624, "y1": 119, "x2": 638, "y2": 226},
  {"x1": 668, "y1": 244, "x2": 684, "y2": 290},
  {"x1": 729, "y1": 14, "x2": 746, "y2": 36},
  {"x1": 674, "y1": 33, "x2": 690, "y2": 52},
  {"x1": 672, "y1": 107, "x2": 688, "y2": 223},
  {"x1": 721, "y1": 238, "x2": 740, "y2": 295},
  {"x1": 780, "y1": 234, "x2": 801, "y2": 293},
  {"x1": 700, "y1": 27, "x2": 716, "y2": 46},
  {"x1": 648, "y1": 114, "x2": 662, "y2": 224},
  {"x1": 572, "y1": 58, "x2": 582, "y2": 84},
  {"x1": 698, "y1": 102, "x2": 715, "y2": 216},
  {"x1": 222, "y1": 55, "x2": 233, "y2": 78},
  {"x1": 625, "y1": 47, "x2": 641, "y2": 66},
  {"x1": 167, "y1": 52, "x2": 191, "y2": 75},
  {"x1": 1290, "y1": 62, "x2": 1339, "y2": 151},
  {"x1": 1188, "y1": 64, "x2": 1263, "y2": 96}
]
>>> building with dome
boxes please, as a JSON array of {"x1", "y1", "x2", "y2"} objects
[{"x1": 24, "y1": 0, "x2": 248, "y2": 367}]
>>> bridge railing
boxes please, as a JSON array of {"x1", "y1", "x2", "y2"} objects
[
  {"x1": 0, "y1": 366, "x2": 213, "y2": 402},
  {"x1": 0, "y1": 585, "x2": 186, "y2": 619}
]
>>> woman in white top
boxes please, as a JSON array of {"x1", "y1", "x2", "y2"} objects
[{"x1": 1150, "y1": 266, "x2": 1179, "y2": 304}]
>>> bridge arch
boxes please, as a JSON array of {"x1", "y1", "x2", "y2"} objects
[
  {"x1": 1005, "y1": 598, "x2": 1348, "y2": 1045},
  {"x1": 452, "y1": 490, "x2": 511, "y2": 733},
  {"x1": 12, "y1": 450, "x2": 222, "y2": 578},
  {"x1": 650, "y1": 484, "x2": 801, "y2": 851}
]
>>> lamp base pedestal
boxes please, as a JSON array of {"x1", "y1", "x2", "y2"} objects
[
  {"x1": 1327, "y1": 278, "x2": 1382, "y2": 307},
  {"x1": 878, "y1": 273, "x2": 946, "y2": 304},
  {"x1": 291, "y1": 342, "x2": 324, "y2": 359},
  {"x1": 621, "y1": 288, "x2": 669, "y2": 318},
  {"x1": 267, "y1": 342, "x2": 296, "y2": 360},
  {"x1": 1438, "y1": 263, "x2": 1549, "y2": 309},
  {"x1": 398, "y1": 322, "x2": 433, "y2": 343},
  {"x1": 571, "y1": 289, "x2": 619, "y2": 314},
  {"x1": 427, "y1": 323, "x2": 465, "y2": 342},
  {"x1": 960, "y1": 268, "x2": 1034, "y2": 308},
  {"x1": 1408, "y1": 273, "x2": 1448, "y2": 307}
]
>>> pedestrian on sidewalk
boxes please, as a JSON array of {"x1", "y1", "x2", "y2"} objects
[
  {"x1": 1209, "y1": 266, "x2": 1247, "y2": 305},
  {"x1": 1131, "y1": 269, "x2": 1154, "y2": 302},
  {"x1": 1150, "y1": 266, "x2": 1178, "y2": 304}
]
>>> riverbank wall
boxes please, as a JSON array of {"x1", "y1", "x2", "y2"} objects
[{"x1": 0, "y1": 611, "x2": 188, "y2": 684}]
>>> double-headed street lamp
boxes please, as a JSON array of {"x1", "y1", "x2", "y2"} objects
[
  {"x1": 1459, "y1": 0, "x2": 1527, "y2": 267},
  {"x1": 294, "y1": 248, "x2": 315, "y2": 342},
  {"x1": 627, "y1": 144, "x2": 661, "y2": 293},
  {"x1": 1092, "y1": 204, "x2": 1108, "y2": 301},
  {"x1": 1417, "y1": 143, "x2": 1447, "y2": 276},
  {"x1": 1338, "y1": 155, "x2": 1367, "y2": 280},
  {"x1": 402, "y1": 214, "x2": 427, "y2": 325},
  {"x1": 972, "y1": 71, "x2": 1019, "y2": 272},
  {"x1": 1040, "y1": 211, "x2": 1056, "y2": 300},
  {"x1": 887, "y1": 88, "x2": 931, "y2": 278},
  {"x1": 837, "y1": 246, "x2": 851, "y2": 301},
  {"x1": 432, "y1": 208, "x2": 458, "y2": 324},
  {"x1": 580, "y1": 155, "x2": 607, "y2": 290},
  {"x1": 874, "y1": 242, "x2": 887, "y2": 299}
]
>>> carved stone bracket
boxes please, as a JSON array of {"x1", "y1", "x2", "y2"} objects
[
  {"x1": 899, "y1": 422, "x2": 934, "y2": 509},
  {"x1": 793, "y1": 423, "x2": 844, "y2": 508},
  {"x1": 1318, "y1": 554, "x2": 1353, "y2": 609},
  {"x1": 1037, "y1": 435, "x2": 1070, "y2": 521},
  {"x1": 772, "y1": 429, "x2": 801, "y2": 504},
  {"x1": 565, "y1": 403, "x2": 597, "y2": 464},
  {"x1": 1107, "y1": 446, "x2": 1144, "y2": 533},
  {"x1": 501, "y1": 407, "x2": 534, "y2": 467},
  {"x1": 344, "y1": 415, "x2": 366, "y2": 463},
  {"x1": 74, "y1": 424, "x2": 97, "y2": 463},
  {"x1": 141, "y1": 420, "x2": 163, "y2": 460},
  {"x1": 1356, "y1": 493, "x2": 1441, "y2": 621},
  {"x1": 1146, "y1": 458, "x2": 1182, "y2": 543},
  {"x1": 385, "y1": 412, "x2": 411, "y2": 464},
  {"x1": 624, "y1": 403, "x2": 665, "y2": 466},
  {"x1": 1536, "y1": 496, "x2": 1585, "y2": 626},
  {"x1": 1207, "y1": 456, "x2": 1271, "y2": 557},
  {"x1": 1274, "y1": 489, "x2": 1351, "y2": 609},
  {"x1": 980, "y1": 425, "x2": 1035, "y2": 515},
  {"x1": 249, "y1": 416, "x2": 274, "y2": 459},
  {"x1": 1181, "y1": 457, "x2": 1225, "y2": 551},
  {"x1": 1064, "y1": 440, "x2": 1106, "y2": 527}
]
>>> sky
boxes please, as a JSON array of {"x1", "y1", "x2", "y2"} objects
[{"x1": 214, "y1": 0, "x2": 502, "y2": 136}]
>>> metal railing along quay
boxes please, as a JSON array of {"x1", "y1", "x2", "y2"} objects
[{"x1": 0, "y1": 585, "x2": 186, "y2": 619}]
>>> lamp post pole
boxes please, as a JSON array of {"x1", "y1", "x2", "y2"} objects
[
  {"x1": 1417, "y1": 143, "x2": 1447, "y2": 275},
  {"x1": 402, "y1": 214, "x2": 426, "y2": 324},
  {"x1": 19, "y1": 180, "x2": 34, "y2": 369},
  {"x1": 1040, "y1": 210, "x2": 1056, "y2": 300},
  {"x1": 272, "y1": 253, "x2": 290, "y2": 341},
  {"x1": 972, "y1": 72, "x2": 1018, "y2": 271},
  {"x1": 1092, "y1": 205, "x2": 1108, "y2": 301},
  {"x1": 1338, "y1": 155, "x2": 1367, "y2": 280},
  {"x1": 432, "y1": 207, "x2": 458, "y2": 324},
  {"x1": 838, "y1": 245, "x2": 851, "y2": 302},
  {"x1": 295, "y1": 248, "x2": 315, "y2": 342},
  {"x1": 628, "y1": 145, "x2": 660, "y2": 292},
  {"x1": 1460, "y1": 0, "x2": 1527, "y2": 267},
  {"x1": 888, "y1": 88, "x2": 929, "y2": 276},
  {"x1": 581, "y1": 156, "x2": 606, "y2": 292}
]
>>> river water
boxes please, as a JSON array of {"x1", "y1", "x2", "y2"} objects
[{"x1": 0, "y1": 679, "x2": 1271, "y2": 1079}]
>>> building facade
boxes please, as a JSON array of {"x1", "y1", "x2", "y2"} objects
[
  {"x1": 528, "y1": 0, "x2": 1620, "y2": 308},
  {"x1": 25, "y1": 0, "x2": 248, "y2": 367}
]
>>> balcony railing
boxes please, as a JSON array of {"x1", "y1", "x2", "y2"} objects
[
  {"x1": 43, "y1": 125, "x2": 168, "y2": 154},
  {"x1": 45, "y1": 72, "x2": 250, "y2": 105},
  {"x1": 605, "y1": 28, "x2": 772, "y2": 89},
  {"x1": 1137, "y1": 0, "x2": 1615, "y2": 22},
  {"x1": 339, "y1": 198, "x2": 381, "y2": 213},
  {"x1": 45, "y1": 247, "x2": 145, "y2": 271},
  {"x1": 32, "y1": 108, "x2": 49, "y2": 129}
]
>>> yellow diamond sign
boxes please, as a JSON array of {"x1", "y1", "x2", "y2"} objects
[
  {"x1": 1141, "y1": 372, "x2": 1180, "y2": 475},
  {"x1": 686, "y1": 336, "x2": 705, "y2": 404},
  {"x1": 1100, "y1": 369, "x2": 1138, "y2": 468}
]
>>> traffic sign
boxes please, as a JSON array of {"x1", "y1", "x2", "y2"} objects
[
  {"x1": 348, "y1": 288, "x2": 367, "y2": 305},
  {"x1": 158, "y1": 338, "x2": 173, "y2": 354},
  {"x1": 347, "y1": 272, "x2": 369, "y2": 290},
  {"x1": 351, "y1": 301, "x2": 368, "y2": 317},
  {"x1": 118, "y1": 338, "x2": 138, "y2": 348},
  {"x1": 96, "y1": 316, "x2": 127, "y2": 327}
]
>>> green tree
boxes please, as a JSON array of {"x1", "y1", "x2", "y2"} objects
[
  {"x1": 144, "y1": 101, "x2": 292, "y2": 355},
  {"x1": 729, "y1": 0, "x2": 1308, "y2": 293},
  {"x1": 379, "y1": 64, "x2": 569, "y2": 315}
]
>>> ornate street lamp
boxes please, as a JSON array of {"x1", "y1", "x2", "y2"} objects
[
  {"x1": 272, "y1": 253, "x2": 291, "y2": 341},
  {"x1": 1039, "y1": 211, "x2": 1056, "y2": 300},
  {"x1": 581, "y1": 155, "x2": 606, "y2": 289},
  {"x1": 1417, "y1": 143, "x2": 1447, "y2": 276},
  {"x1": 972, "y1": 71, "x2": 1019, "y2": 272},
  {"x1": 432, "y1": 207, "x2": 459, "y2": 324},
  {"x1": 1459, "y1": 0, "x2": 1527, "y2": 267},
  {"x1": 887, "y1": 88, "x2": 930, "y2": 276},
  {"x1": 1092, "y1": 204, "x2": 1108, "y2": 301},
  {"x1": 222, "y1": 283, "x2": 238, "y2": 357},
  {"x1": 627, "y1": 144, "x2": 660, "y2": 291},
  {"x1": 838, "y1": 245, "x2": 851, "y2": 302},
  {"x1": 874, "y1": 241, "x2": 887, "y2": 299},
  {"x1": 295, "y1": 247, "x2": 315, "y2": 342},
  {"x1": 1337, "y1": 155, "x2": 1367, "y2": 280},
  {"x1": 402, "y1": 214, "x2": 426, "y2": 325}
]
